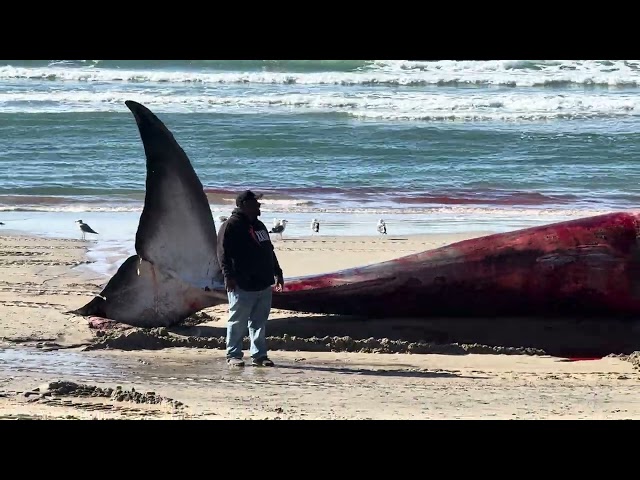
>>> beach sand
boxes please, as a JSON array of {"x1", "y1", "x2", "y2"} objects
[{"x1": 0, "y1": 231, "x2": 639, "y2": 420}]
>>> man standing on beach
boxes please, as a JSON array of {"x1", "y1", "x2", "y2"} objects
[{"x1": 216, "y1": 190, "x2": 284, "y2": 367}]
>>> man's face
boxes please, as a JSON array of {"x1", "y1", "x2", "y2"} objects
[{"x1": 243, "y1": 198, "x2": 261, "y2": 217}]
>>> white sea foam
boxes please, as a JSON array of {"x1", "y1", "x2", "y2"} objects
[
  {"x1": 0, "y1": 202, "x2": 617, "y2": 218},
  {"x1": 1, "y1": 60, "x2": 639, "y2": 87},
  {"x1": 1, "y1": 88, "x2": 639, "y2": 120}
]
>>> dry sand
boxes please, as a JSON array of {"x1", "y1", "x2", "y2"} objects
[{"x1": 0, "y1": 231, "x2": 639, "y2": 420}]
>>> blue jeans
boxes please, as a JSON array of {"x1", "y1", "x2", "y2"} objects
[{"x1": 226, "y1": 286, "x2": 273, "y2": 360}]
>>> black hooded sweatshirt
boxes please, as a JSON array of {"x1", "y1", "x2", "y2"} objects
[{"x1": 216, "y1": 208, "x2": 283, "y2": 291}]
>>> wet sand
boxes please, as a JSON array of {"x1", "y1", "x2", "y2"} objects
[
  {"x1": 2, "y1": 346, "x2": 640, "y2": 420},
  {"x1": 0, "y1": 232, "x2": 639, "y2": 419}
]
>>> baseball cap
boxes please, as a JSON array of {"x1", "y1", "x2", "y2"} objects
[{"x1": 235, "y1": 190, "x2": 264, "y2": 207}]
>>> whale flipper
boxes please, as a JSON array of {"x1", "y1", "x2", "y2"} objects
[{"x1": 72, "y1": 100, "x2": 226, "y2": 327}]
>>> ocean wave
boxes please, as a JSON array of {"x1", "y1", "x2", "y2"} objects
[
  {"x1": 0, "y1": 60, "x2": 376, "y2": 73},
  {"x1": 1, "y1": 89, "x2": 639, "y2": 120},
  {"x1": 0, "y1": 203, "x2": 618, "y2": 218},
  {"x1": 0, "y1": 197, "x2": 312, "y2": 213},
  {"x1": 1, "y1": 60, "x2": 639, "y2": 87}
]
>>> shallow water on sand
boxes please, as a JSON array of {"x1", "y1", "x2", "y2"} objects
[{"x1": 0, "y1": 346, "x2": 275, "y2": 386}]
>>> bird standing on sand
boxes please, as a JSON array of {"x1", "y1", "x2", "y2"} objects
[
  {"x1": 75, "y1": 219, "x2": 98, "y2": 240},
  {"x1": 377, "y1": 219, "x2": 387, "y2": 235},
  {"x1": 311, "y1": 218, "x2": 320, "y2": 234},
  {"x1": 269, "y1": 219, "x2": 288, "y2": 241}
]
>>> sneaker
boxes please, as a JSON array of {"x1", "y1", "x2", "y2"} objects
[
  {"x1": 252, "y1": 356, "x2": 275, "y2": 367},
  {"x1": 227, "y1": 357, "x2": 245, "y2": 367}
]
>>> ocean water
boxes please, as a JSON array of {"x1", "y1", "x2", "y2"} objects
[{"x1": 1, "y1": 60, "x2": 640, "y2": 274}]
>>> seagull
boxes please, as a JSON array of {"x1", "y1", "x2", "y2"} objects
[
  {"x1": 271, "y1": 218, "x2": 285, "y2": 232},
  {"x1": 377, "y1": 219, "x2": 387, "y2": 235},
  {"x1": 311, "y1": 218, "x2": 320, "y2": 234},
  {"x1": 269, "y1": 219, "x2": 288, "y2": 241},
  {"x1": 75, "y1": 219, "x2": 98, "y2": 240}
]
